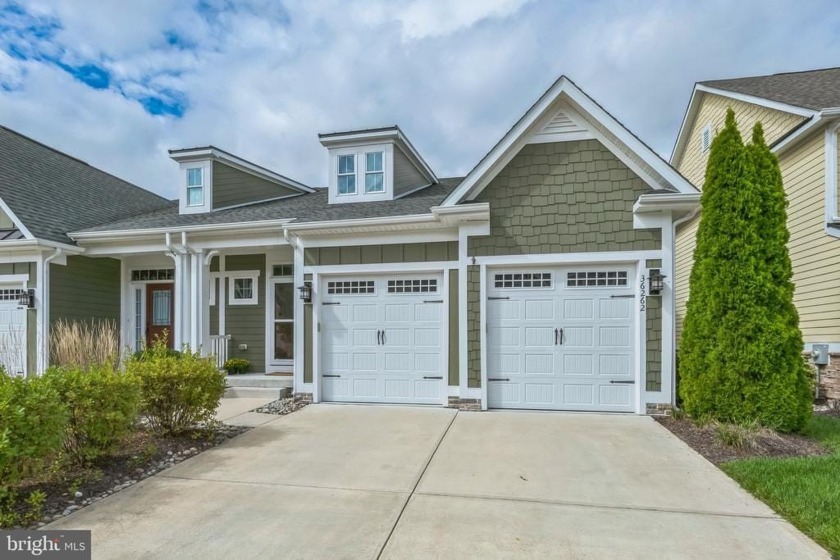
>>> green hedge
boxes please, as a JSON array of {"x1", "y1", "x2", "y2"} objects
[
  {"x1": 127, "y1": 341, "x2": 226, "y2": 435},
  {"x1": 43, "y1": 365, "x2": 142, "y2": 464}
]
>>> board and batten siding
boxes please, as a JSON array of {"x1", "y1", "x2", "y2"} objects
[
  {"x1": 466, "y1": 139, "x2": 662, "y2": 389},
  {"x1": 0, "y1": 208, "x2": 14, "y2": 229},
  {"x1": 675, "y1": 92, "x2": 806, "y2": 188},
  {"x1": 224, "y1": 254, "x2": 266, "y2": 373},
  {"x1": 393, "y1": 147, "x2": 428, "y2": 197},
  {"x1": 212, "y1": 161, "x2": 298, "y2": 210},
  {"x1": 50, "y1": 256, "x2": 120, "y2": 325}
]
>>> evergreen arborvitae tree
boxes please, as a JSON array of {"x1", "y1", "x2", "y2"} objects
[{"x1": 679, "y1": 109, "x2": 812, "y2": 432}]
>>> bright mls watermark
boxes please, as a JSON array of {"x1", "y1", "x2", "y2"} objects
[{"x1": 1, "y1": 530, "x2": 90, "y2": 559}]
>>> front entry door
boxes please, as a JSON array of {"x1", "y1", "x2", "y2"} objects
[{"x1": 146, "y1": 283, "x2": 174, "y2": 348}]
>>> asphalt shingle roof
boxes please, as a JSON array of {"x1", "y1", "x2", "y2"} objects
[
  {"x1": 701, "y1": 67, "x2": 840, "y2": 111},
  {"x1": 79, "y1": 178, "x2": 464, "y2": 233},
  {"x1": 0, "y1": 125, "x2": 172, "y2": 245}
]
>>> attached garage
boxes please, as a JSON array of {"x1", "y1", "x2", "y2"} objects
[
  {"x1": 0, "y1": 290, "x2": 28, "y2": 377},
  {"x1": 320, "y1": 273, "x2": 447, "y2": 405},
  {"x1": 486, "y1": 266, "x2": 637, "y2": 412}
]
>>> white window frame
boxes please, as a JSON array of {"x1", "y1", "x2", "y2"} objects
[
  {"x1": 365, "y1": 151, "x2": 385, "y2": 193},
  {"x1": 229, "y1": 272, "x2": 260, "y2": 305},
  {"x1": 186, "y1": 167, "x2": 204, "y2": 207},
  {"x1": 700, "y1": 124, "x2": 712, "y2": 153},
  {"x1": 337, "y1": 154, "x2": 357, "y2": 196},
  {"x1": 327, "y1": 143, "x2": 394, "y2": 204}
]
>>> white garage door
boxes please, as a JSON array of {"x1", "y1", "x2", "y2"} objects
[
  {"x1": 0, "y1": 294, "x2": 27, "y2": 377},
  {"x1": 321, "y1": 274, "x2": 445, "y2": 404},
  {"x1": 487, "y1": 267, "x2": 636, "y2": 412}
]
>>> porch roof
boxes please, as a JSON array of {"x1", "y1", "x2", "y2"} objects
[{"x1": 72, "y1": 178, "x2": 464, "y2": 236}]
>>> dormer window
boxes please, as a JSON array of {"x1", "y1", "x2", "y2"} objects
[
  {"x1": 337, "y1": 155, "x2": 356, "y2": 195},
  {"x1": 365, "y1": 152, "x2": 384, "y2": 193},
  {"x1": 186, "y1": 168, "x2": 204, "y2": 206}
]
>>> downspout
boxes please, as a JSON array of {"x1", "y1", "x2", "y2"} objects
[
  {"x1": 670, "y1": 208, "x2": 700, "y2": 406},
  {"x1": 39, "y1": 248, "x2": 62, "y2": 373}
]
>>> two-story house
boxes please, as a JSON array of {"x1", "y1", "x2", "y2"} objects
[
  {"x1": 1, "y1": 75, "x2": 699, "y2": 413},
  {"x1": 671, "y1": 67, "x2": 840, "y2": 402}
]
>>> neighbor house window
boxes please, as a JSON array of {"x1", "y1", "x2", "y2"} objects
[
  {"x1": 365, "y1": 152, "x2": 384, "y2": 193},
  {"x1": 337, "y1": 155, "x2": 356, "y2": 195},
  {"x1": 186, "y1": 167, "x2": 204, "y2": 206},
  {"x1": 229, "y1": 274, "x2": 258, "y2": 305}
]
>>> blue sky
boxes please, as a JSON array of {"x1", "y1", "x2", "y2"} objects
[{"x1": 1, "y1": 0, "x2": 838, "y2": 198}]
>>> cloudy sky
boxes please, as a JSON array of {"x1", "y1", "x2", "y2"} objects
[{"x1": 1, "y1": 0, "x2": 838, "y2": 198}]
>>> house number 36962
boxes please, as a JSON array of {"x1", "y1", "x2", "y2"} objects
[{"x1": 639, "y1": 274, "x2": 646, "y2": 312}]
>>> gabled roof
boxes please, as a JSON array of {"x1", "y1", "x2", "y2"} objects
[
  {"x1": 168, "y1": 145, "x2": 314, "y2": 194},
  {"x1": 442, "y1": 75, "x2": 697, "y2": 206},
  {"x1": 0, "y1": 125, "x2": 172, "y2": 245},
  {"x1": 318, "y1": 125, "x2": 438, "y2": 186},
  {"x1": 701, "y1": 67, "x2": 840, "y2": 111}
]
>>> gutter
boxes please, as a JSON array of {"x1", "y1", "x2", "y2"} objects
[
  {"x1": 633, "y1": 193, "x2": 701, "y2": 213},
  {"x1": 71, "y1": 218, "x2": 297, "y2": 242}
]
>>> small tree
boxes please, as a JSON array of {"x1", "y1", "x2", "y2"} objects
[{"x1": 679, "y1": 109, "x2": 812, "y2": 432}]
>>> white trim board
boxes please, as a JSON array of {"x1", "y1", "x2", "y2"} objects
[
  {"x1": 442, "y1": 75, "x2": 697, "y2": 206},
  {"x1": 0, "y1": 196, "x2": 34, "y2": 240}
]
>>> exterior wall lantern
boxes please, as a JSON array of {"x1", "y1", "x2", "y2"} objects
[
  {"x1": 648, "y1": 270, "x2": 666, "y2": 296},
  {"x1": 298, "y1": 282, "x2": 312, "y2": 304},
  {"x1": 18, "y1": 289, "x2": 35, "y2": 309}
]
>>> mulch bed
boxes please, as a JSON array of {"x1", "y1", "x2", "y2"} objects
[
  {"x1": 656, "y1": 415, "x2": 830, "y2": 465},
  {"x1": 7, "y1": 424, "x2": 248, "y2": 529}
]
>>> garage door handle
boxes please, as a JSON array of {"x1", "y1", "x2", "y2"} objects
[
  {"x1": 323, "y1": 302, "x2": 341, "y2": 306},
  {"x1": 488, "y1": 377, "x2": 510, "y2": 382},
  {"x1": 382, "y1": 330, "x2": 386, "y2": 345},
  {"x1": 423, "y1": 376, "x2": 443, "y2": 380},
  {"x1": 377, "y1": 330, "x2": 382, "y2": 345},
  {"x1": 554, "y1": 328, "x2": 559, "y2": 345},
  {"x1": 610, "y1": 295, "x2": 635, "y2": 299},
  {"x1": 488, "y1": 296, "x2": 510, "y2": 301},
  {"x1": 423, "y1": 300, "x2": 444, "y2": 304},
  {"x1": 609, "y1": 380, "x2": 634, "y2": 384},
  {"x1": 323, "y1": 374, "x2": 341, "y2": 378}
]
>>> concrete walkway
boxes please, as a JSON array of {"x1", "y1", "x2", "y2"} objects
[
  {"x1": 48, "y1": 405, "x2": 829, "y2": 559},
  {"x1": 213, "y1": 396, "x2": 277, "y2": 427}
]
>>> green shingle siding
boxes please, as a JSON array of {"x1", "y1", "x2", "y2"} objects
[
  {"x1": 467, "y1": 265, "x2": 481, "y2": 388},
  {"x1": 49, "y1": 256, "x2": 120, "y2": 324},
  {"x1": 224, "y1": 254, "x2": 266, "y2": 372},
  {"x1": 448, "y1": 269, "x2": 459, "y2": 386},
  {"x1": 304, "y1": 273, "x2": 313, "y2": 384},
  {"x1": 645, "y1": 259, "x2": 663, "y2": 392},
  {"x1": 212, "y1": 161, "x2": 297, "y2": 210},
  {"x1": 468, "y1": 140, "x2": 660, "y2": 257}
]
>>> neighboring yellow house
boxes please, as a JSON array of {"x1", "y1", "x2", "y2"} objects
[{"x1": 671, "y1": 67, "x2": 840, "y2": 402}]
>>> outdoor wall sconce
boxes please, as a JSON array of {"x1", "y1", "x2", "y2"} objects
[
  {"x1": 18, "y1": 289, "x2": 35, "y2": 309},
  {"x1": 298, "y1": 282, "x2": 312, "y2": 303},
  {"x1": 648, "y1": 270, "x2": 666, "y2": 296}
]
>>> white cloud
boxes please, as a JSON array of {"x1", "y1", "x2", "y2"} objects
[{"x1": 1, "y1": 0, "x2": 839, "y2": 200}]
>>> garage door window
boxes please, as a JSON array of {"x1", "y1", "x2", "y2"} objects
[
  {"x1": 567, "y1": 271, "x2": 628, "y2": 287},
  {"x1": 493, "y1": 272, "x2": 552, "y2": 289},
  {"x1": 387, "y1": 279, "x2": 438, "y2": 294},
  {"x1": 0, "y1": 289, "x2": 24, "y2": 301},
  {"x1": 327, "y1": 280, "x2": 375, "y2": 295}
]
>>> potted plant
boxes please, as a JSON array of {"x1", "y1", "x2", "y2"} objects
[{"x1": 223, "y1": 358, "x2": 250, "y2": 375}]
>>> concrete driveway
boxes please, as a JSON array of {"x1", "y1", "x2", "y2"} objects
[{"x1": 48, "y1": 405, "x2": 829, "y2": 559}]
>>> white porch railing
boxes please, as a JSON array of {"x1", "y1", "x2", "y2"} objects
[{"x1": 209, "y1": 334, "x2": 232, "y2": 371}]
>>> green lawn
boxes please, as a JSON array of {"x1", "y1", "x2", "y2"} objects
[{"x1": 721, "y1": 415, "x2": 840, "y2": 556}]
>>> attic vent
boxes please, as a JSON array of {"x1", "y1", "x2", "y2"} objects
[
  {"x1": 532, "y1": 109, "x2": 587, "y2": 142},
  {"x1": 701, "y1": 124, "x2": 712, "y2": 153}
]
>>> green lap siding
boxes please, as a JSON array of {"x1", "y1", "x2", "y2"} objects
[
  {"x1": 305, "y1": 242, "x2": 457, "y2": 266},
  {"x1": 50, "y1": 256, "x2": 120, "y2": 324},
  {"x1": 212, "y1": 162, "x2": 297, "y2": 210},
  {"x1": 224, "y1": 254, "x2": 266, "y2": 373}
]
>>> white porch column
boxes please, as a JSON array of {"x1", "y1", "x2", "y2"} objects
[
  {"x1": 190, "y1": 251, "x2": 204, "y2": 351},
  {"x1": 293, "y1": 239, "x2": 305, "y2": 392},
  {"x1": 168, "y1": 251, "x2": 185, "y2": 349}
]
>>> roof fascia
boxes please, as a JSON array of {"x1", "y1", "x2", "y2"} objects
[
  {"x1": 70, "y1": 218, "x2": 296, "y2": 241},
  {"x1": 695, "y1": 85, "x2": 818, "y2": 118},
  {"x1": 169, "y1": 147, "x2": 314, "y2": 194},
  {"x1": 442, "y1": 76, "x2": 696, "y2": 206},
  {"x1": 670, "y1": 86, "x2": 702, "y2": 168},
  {"x1": 0, "y1": 196, "x2": 34, "y2": 239}
]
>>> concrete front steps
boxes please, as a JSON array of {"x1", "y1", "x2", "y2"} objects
[{"x1": 225, "y1": 373, "x2": 293, "y2": 399}]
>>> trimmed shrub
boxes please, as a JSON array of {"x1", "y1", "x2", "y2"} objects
[
  {"x1": 127, "y1": 340, "x2": 226, "y2": 435},
  {"x1": 0, "y1": 370, "x2": 67, "y2": 486},
  {"x1": 680, "y1": 110, "x2": 812, "y2": 432},
  {"x1": 50, "y1": 319, "x2": 120, "y2": 370},
  {"x1": 43, "y1": 365, "x2": 142, "y2": 464}
]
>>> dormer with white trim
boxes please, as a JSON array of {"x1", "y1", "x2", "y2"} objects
[
  {"x1": 318, "y1": 126, "x2": 437, "y2": 204},
  {"x1": 169, "y1": 146, "x2": 314, "y2": 215}
]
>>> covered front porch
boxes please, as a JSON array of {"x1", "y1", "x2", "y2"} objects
[{"x1": 75, "y1": 226, "x2": 304, "y2": 379}]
